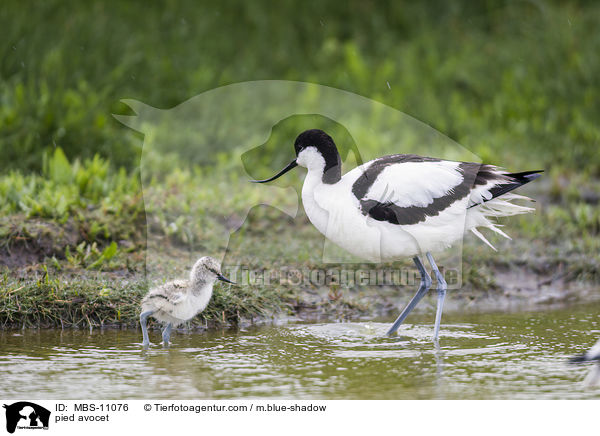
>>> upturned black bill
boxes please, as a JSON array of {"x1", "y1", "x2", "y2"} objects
[{"x1": 250, "y1": 160, "x2": 298, "y2": 183}]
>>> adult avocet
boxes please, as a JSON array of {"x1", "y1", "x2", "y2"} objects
[
  {"x1": 139, "y1": 256, "x2": 235, "y2": 347},
  {"x1": 569, "y1": 337, "x2": 600, "y2": 387},
  {"x1": 253, "y1": 129, "x2": 542, "y2": 340}
]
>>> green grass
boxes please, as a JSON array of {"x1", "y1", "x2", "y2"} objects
[{"x1": 1, "y1": 1, "x2": 599, "y2": 173}]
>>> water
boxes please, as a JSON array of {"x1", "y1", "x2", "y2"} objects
[{"x1": 1, "y1": 303, "x2": 599, "y2": 399}]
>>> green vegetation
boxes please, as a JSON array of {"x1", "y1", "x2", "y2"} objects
[
  {"x1": 2, "y1": 1, "x2": 599, "y2": 173},
  {"x1": 1, "y1": 1, "x2": 599, "y2": 329}
]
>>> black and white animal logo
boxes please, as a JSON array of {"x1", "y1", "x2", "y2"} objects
[{"x1": 3, "y1": 402, "x2": 50, "y2": 434}]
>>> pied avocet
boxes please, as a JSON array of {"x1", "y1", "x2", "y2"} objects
[{"x1": 253, "y1": 129, "x2": 541, "y2": 340}]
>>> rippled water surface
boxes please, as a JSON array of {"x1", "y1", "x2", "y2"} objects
[{"x1": 1, "y1": 303, "x2": 599, "y2": 399}]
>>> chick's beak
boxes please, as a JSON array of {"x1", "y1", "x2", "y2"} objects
[
  {"x1": 217, "y1": 273, "x2": 236, "y2": 284},
  {"x1": 250, "y1": 159, "x2": 298, "y2": 183}
]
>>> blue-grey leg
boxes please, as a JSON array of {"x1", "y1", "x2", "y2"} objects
[
  {"x1": 386, "y1": 256, "x2": 432, "y2": 336},
  {"x1": 140, "y1": 310, "x2": 154, "y2": 348},
  {"x1": 426, "y1": 252, "x2": 447, "y2": 341},
  {"x1": 162, "y1": 322, "x2": 173, "y2": 346}
]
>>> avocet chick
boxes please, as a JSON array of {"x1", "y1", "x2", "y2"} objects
[
  {"x1": 140, "y1": 256, "x2": 235, "y2": 347},
  {"x1": 569, "y1": 337, "x2": 600, "y2": 387}
]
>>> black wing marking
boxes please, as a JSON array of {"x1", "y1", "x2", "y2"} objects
[
  {"x1": 351, "y1": 154, "x2": 441, "y2": 200},
  {"x1": 355, "y1": 159, "x2": 474, "y2": 225},
  {"x1": 353, "y1": 155, "x2": 543, "y2": 225}
]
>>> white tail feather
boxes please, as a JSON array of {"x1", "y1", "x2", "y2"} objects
[
  {"x1": 467, "y1": 193, "x2": 536, "y2": 250},
  {"x1": 488, "y1": 224, "x2": 511, "y2": 240},
  {"x1": 470, "y1": 228, "x2": 497, "y2": 251}
]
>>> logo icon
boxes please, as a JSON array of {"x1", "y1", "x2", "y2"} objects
[{"x1": 3, "y1": 402, "x2": 50, "y2": 434}]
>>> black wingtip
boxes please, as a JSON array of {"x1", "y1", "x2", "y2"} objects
[
  {"x1": 508, "y1": 170, "x2": 544, "y2": 182},
  {"x1": 523, "y1": 171, "x2": 544, "y2": 182},
  {"x1": 481, "y1": 169, "x2": 543, "y2": 203}
]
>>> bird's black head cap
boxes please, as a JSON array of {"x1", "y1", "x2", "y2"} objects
[{"x1": 294, "y1": 129, "x2": 341, "y2": 184}]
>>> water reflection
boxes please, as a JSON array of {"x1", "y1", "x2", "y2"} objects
[{"x1": 0, "y1": 303, "x2": 599, "y2": 399}]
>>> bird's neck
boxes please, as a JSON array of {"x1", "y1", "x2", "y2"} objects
[
  {"x1": 190, "y1": 279, "x2": 213, "y2": 296},
  {"x1": 299, "y1": 147, "x2": 341, "y2": 184},
  {"x1": 189, "y1": 269, "x2": 213, "y2": 294},
  {"x1": 301, "y1": 168, "x2": 333, "y2": 236},
  {"x1": 321, "y1": 155, "x2": 341, "y2": 184}
]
